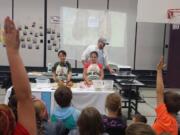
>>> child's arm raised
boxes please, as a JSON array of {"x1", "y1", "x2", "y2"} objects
[
  {"x1": 4, "y1": 17, "x2": 36, "y2": 135},
  {"x1": 156, "y1": 57, "x2": 165, "y2": 105}
]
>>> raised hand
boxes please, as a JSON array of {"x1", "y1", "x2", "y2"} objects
[
  {"x1": 156, "y1": 56, "x2": 165, "y2": 105},
  {"x1": 157, "y1": 56, "x2": 165, "y2": 71},
  {"x1": 3, "y1": 17, "x2": 20, "y2": 51},
  {"x1": 3, "y1": 17, "x2": 36, "y2": 135}
]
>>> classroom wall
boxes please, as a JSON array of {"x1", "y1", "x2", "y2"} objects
[
  {"x1": 108, "y1": 0, "x2": 137, "y2": 68},
  {"x1": 0, "y1": 0, "x2": 12, "y2": 66},
  {"x1": 14, "y1": 0, "x2": 44, "y2": 67},
  {"x1": 135, "y1": 22, "x2": 165, "y2": 70},
  {"x1": 47, "y1": 0, "x2": 77, "y2": 67},
  {"x1": 0, "y1": 0, "x2": 167, "y2": 70}
]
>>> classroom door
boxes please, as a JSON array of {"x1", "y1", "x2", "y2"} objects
[{"x1": 167, "y1": 25, "x2": 180, "y2": 88}]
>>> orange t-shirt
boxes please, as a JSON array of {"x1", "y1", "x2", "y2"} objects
[{"x1": 152, "y1": 103, "x2": 178, "y2": 135}]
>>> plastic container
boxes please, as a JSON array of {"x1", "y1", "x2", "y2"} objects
[
  {"x1": 92, "y1": 80, "x2": 114, "y2": 90},
  {"x1": 92, "y1": 80, "x2": 104, "y2": 89},
  {"x1": 35, "y1": 77, "x2": 50, "y2": 83},
  {"x1": 47, "y1": 63, "x2": 52, "y2": 73},
  {"x1": 103, "y1": 80, "x2": 114, "y2": 90}
]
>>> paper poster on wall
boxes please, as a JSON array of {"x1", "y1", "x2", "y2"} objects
[
  {"x1": 35, "y1": 44, "x2": 40, "y2": 49},
  {"x1": 55, "y1": 47, "x2": 59, "y2": 52},
  {"x1": 21, "y1": 43, "x2": 26, "y2": 48},
  {"x1": 48, "y1": 45, "x2": 52, "y2": 50},
  {"x1": 50, "y1": 16, "x2": 60, "y2": 24},
  {"x1": 28, "y1": 44, "x2": 32, "y2": 49},
  {"x1": 88, "y1": 16, "x2": 99, "y2": 28},
  {"x1": 0, "y1": 29, "x2": 4, "y2": 45}
]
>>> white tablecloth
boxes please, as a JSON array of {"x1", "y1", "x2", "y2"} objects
[{"x1": 4, "y1": 83, "x2": 115, "y2": 115}]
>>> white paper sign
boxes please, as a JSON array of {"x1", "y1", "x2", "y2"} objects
[{"x1": 88, "y1": 16, "x2": 99, "y2": 28}]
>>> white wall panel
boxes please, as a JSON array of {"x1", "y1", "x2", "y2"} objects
[
  {"x1": 0, "y1": 0, "x2": 12, "y2": 66},
  {"x1": 108, "y1": 0, "x2": 138, "y2": 67},
  {"x1": 137, "y1": 0, "x2": 180, "y2": 24},
  {"x1": 135, "y1": 22, "x2": 164, "y2": 70},
  {"x1": 47, "y1": 0, "x2": 77, "y2": 67},
  {"x1": 79, "y1": 0, "x2": 107, "y2": 10}
]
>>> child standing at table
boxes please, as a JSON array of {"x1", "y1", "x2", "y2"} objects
[
  {"x1": 52, "y1": 50, "x2": 72, "y2": 87},
  {"x1": 83, "y1": 51, "x2": 104, "y2": 86}
]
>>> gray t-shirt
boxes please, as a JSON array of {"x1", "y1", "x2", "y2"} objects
[{"x1": 52, "y1": 61, "x2": 72, "y2": 81}]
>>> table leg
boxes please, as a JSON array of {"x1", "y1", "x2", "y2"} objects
[
  {"x1": 128, "y1": 86, "x2": 132, "y2": 119},
  {"x1": 135, "y1": 86, "x2": 139, "y2": 114}
]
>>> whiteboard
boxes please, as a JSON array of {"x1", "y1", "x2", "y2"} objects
[{"x1": 137, "y1": 0, "x2": 180, "y2": 24}]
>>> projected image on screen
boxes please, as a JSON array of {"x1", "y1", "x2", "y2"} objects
[{"x1": 60, "y1": 7, "x2": 127, "y2": 47}]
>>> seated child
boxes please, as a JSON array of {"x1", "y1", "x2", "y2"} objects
[
  {"x1": 126, "y1": 122, "x2": 156, "y2": 135},
  {"x1": 177, "y1": 112, "x2": 180, "y2": 135},
  {"x1": 69, "y1": 107, "x2": 108, "y2": 135},
  {"x1": 102, "y1": 93, "x2": 127, "y2": 135},
  {"x1": 83, "y1": 51, "x2": 104, "y2": 86},
  {"x1": 152, "y1": 57, "x2": 180, "y2": 135},
  {"x1": 51, "y1": 85, "x2": 80, "y2": 130},
  {"x1": 132, "y1": 114, "x2": 147, "y2": 123}
]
